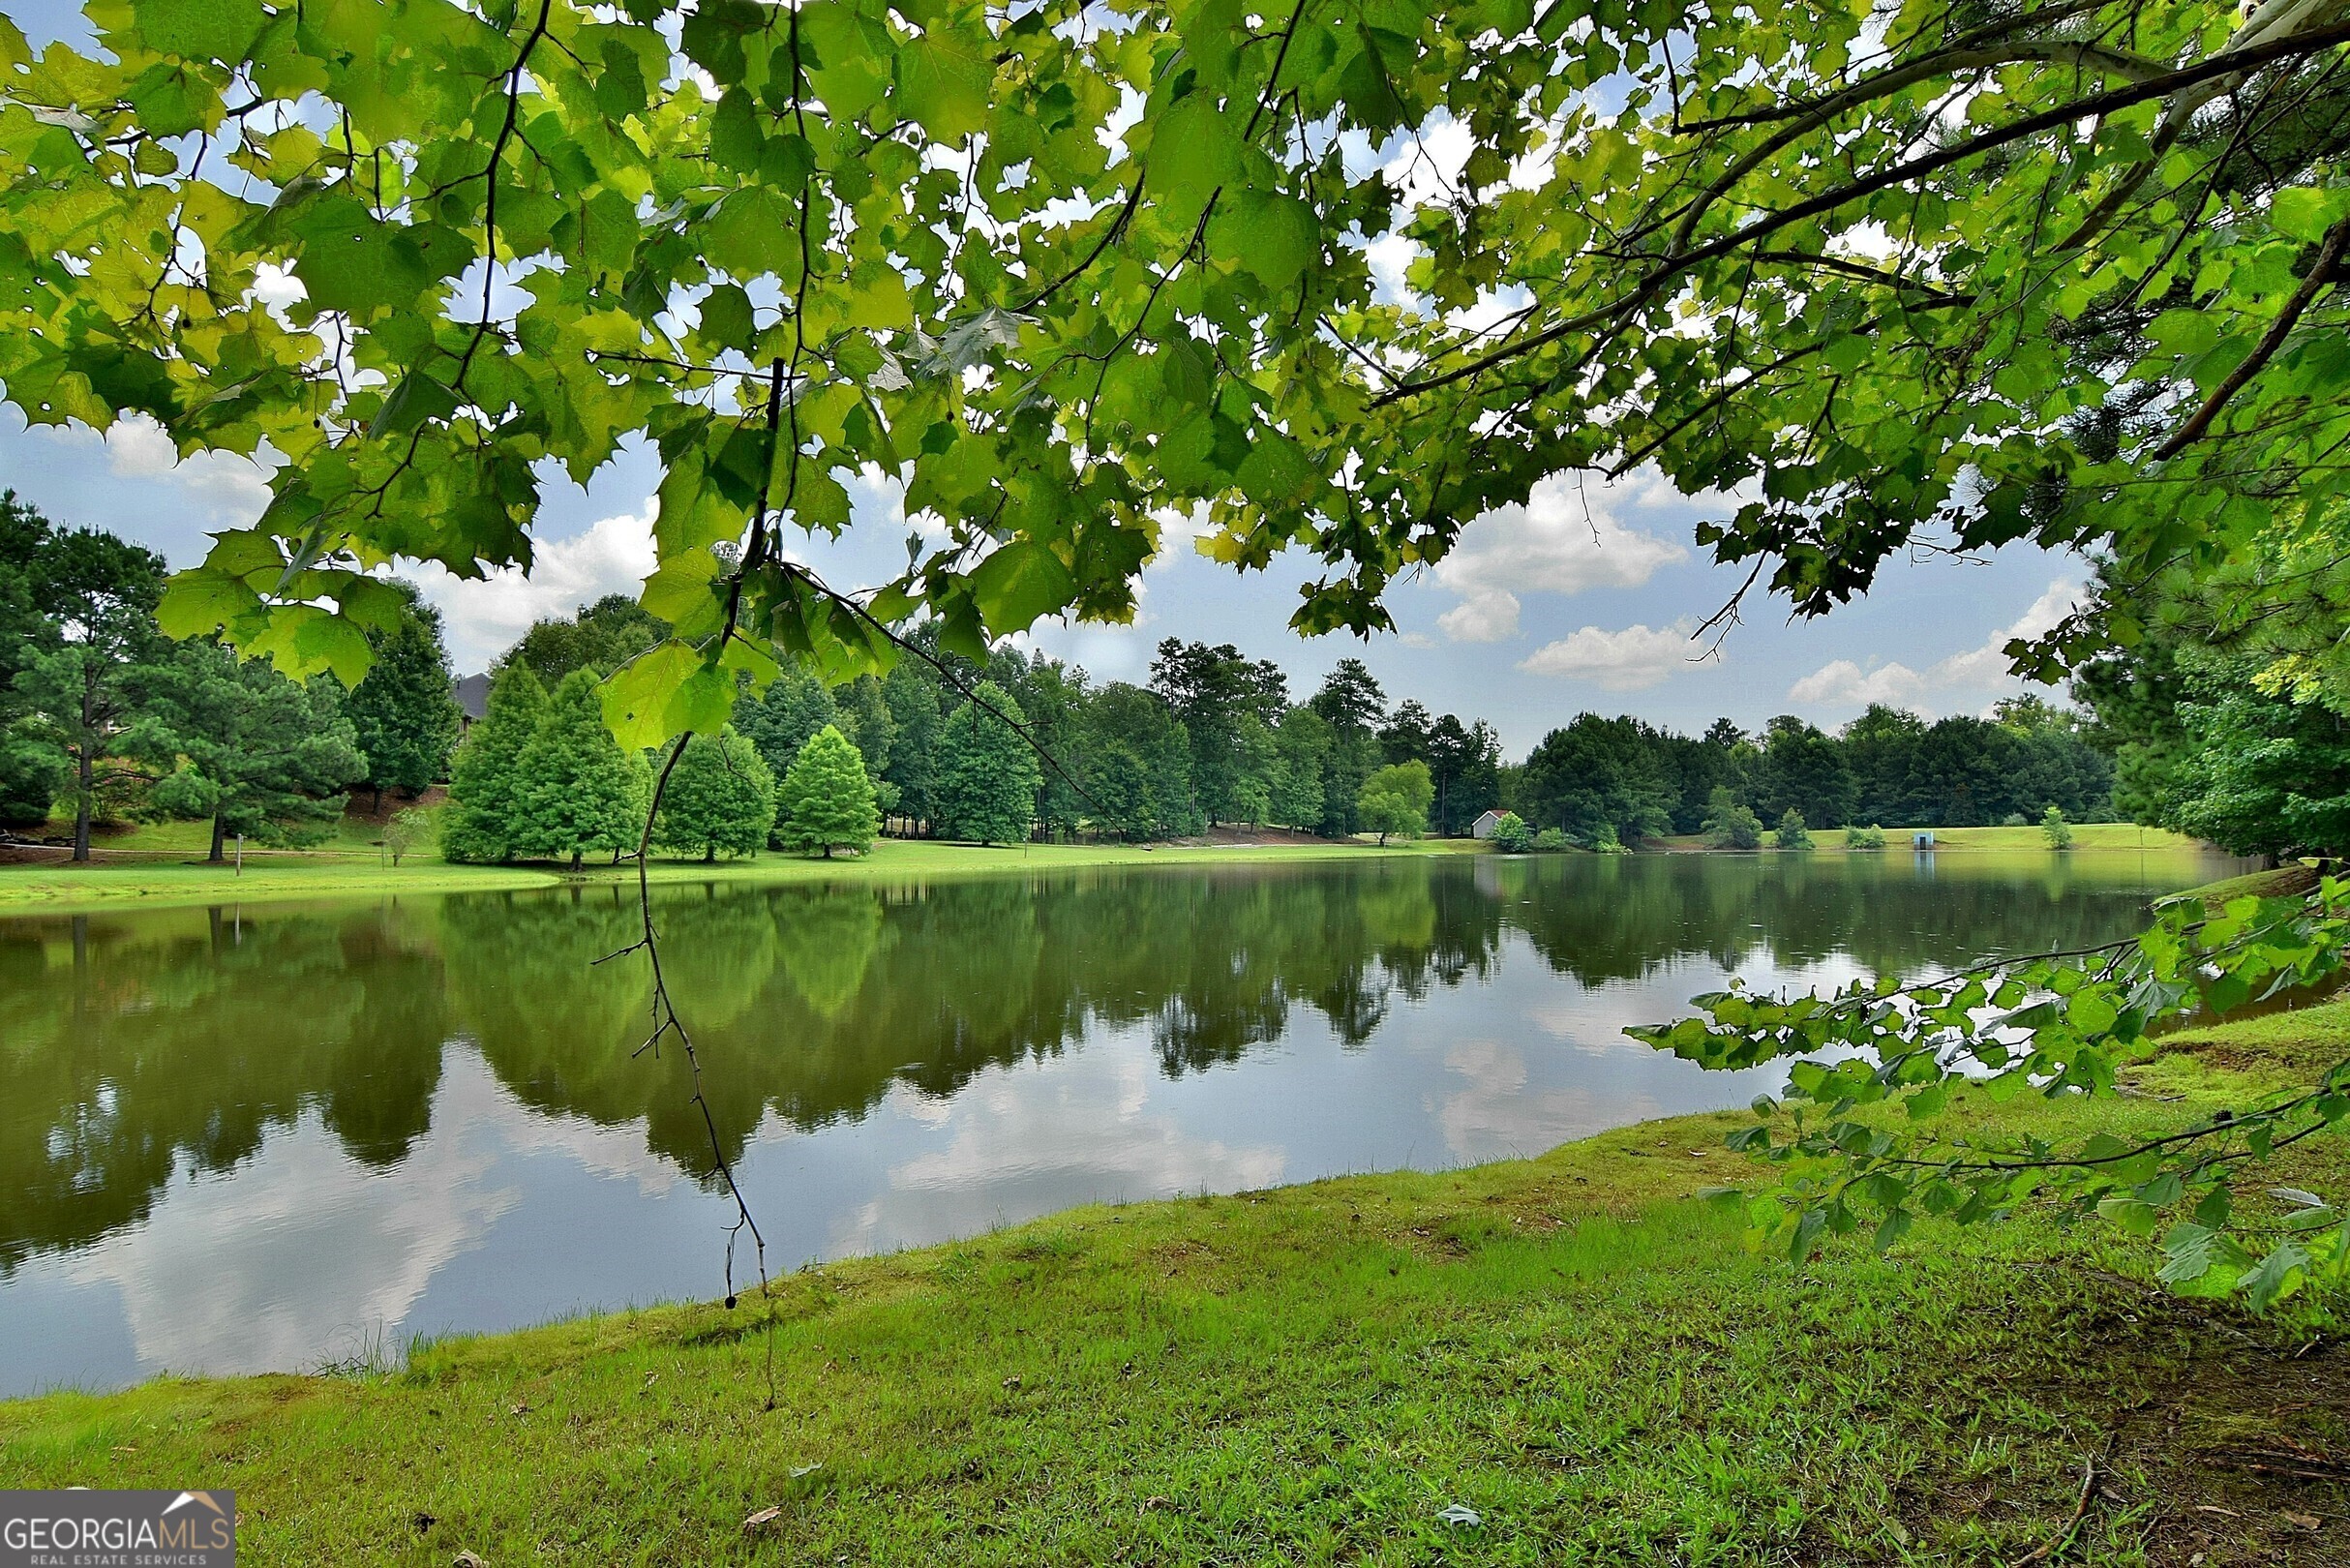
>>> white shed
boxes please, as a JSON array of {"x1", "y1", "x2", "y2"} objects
[{"x1": 1472, "y1": 809, "x2": 1509, "y2": 840}]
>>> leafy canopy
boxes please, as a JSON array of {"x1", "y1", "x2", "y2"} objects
[
  {"x1": 21, "y1": 0, "x2": 2344, "y2": 734},
  {"x1": 775, "y1": 721, "x2": 876, "y2": 856}
]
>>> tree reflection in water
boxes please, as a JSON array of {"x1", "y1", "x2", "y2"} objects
[{"x1": 0, "y1": 851, "x2": 2220, "y2": 1269}]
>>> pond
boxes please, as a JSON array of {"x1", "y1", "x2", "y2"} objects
[{"x1": 0, "y1": 845, "x2": 2245, "y2": 1396}]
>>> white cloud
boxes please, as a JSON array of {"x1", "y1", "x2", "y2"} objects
[
  {"x1": 1435, "y1": 589, "x2": 1520, "y2": 643},
  {"x1": 408, "y1": 504, "x2": 659, "y2": 673},
  {"x1": 1787, "y1": 659, "x2": 1927, "y2": 708},
  {"x1": 1518, "y1": 620, "x2": 1703, "y2": 690},
  {"x1": 1787, "y1": 578, "x2": 2080, "y2": 714},
  {"x1": 1431, "y1": 471, "x2": 1688, "y2": 642},
  {"x1": 39, "y1": 413, "x2": 276, "y2": 525}
]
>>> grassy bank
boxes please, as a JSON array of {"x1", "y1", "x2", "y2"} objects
[
  {"x1": 0, "y1": 834, "x2": 1476, "y2": 916},
  {"x1": 5, "y1": 1000, "x2": 2343, "y2": 1563},
  {"x1": 1655, "y1": 822, "x2": 2204, "y2": 853}
]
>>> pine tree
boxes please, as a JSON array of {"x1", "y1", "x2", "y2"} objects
[
  {"x1": 776, "y1": 724, "x2": 880, "y2": 857},
  {"x1": 1087, "y1": 741, "x2": 1155, "y2": 841},
  {"x1": 509, "y1": 670, "x2": 648, "y2": 871},
  {"x1": 654, "y1": 726, "x2": 776, "y2": 861},
  {"x1": 347, "y1": 587, "x2": 462, "y2": 808},
  {"x1": 736, "y1": 667, "x2": 842, "y2": 781},
  {"x1": 935, "y1": 681, "x2": 1040, "y2": 845},
  {"x1": 439, "y1": 663, "x2": 545, "y2": 863},
  {"x1": 123, "y1": 640, "x2": 368, "y2": 860}
]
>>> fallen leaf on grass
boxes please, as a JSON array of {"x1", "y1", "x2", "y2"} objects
[
  {"x1": 743, "y1": 1507, "x2": 784, "y2": 1531},
  {"x1": 2192, "y1": 1505, "x2": 2240, "y2": 1518},
  {"x1": 1436, "y1": 1503, "x2": 1482, "y2": 1527},
  {"x1": 453, "y1": 1553, "x2": 486, "y2": 1567},
  {"x1": 2286, "y1": 1512, "x2": 2321, "y2": 1529}
]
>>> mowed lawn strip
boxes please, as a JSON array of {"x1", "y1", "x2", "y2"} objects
[
  {"x1": 0, "y1": 835, "x2": 1478, "y2": 916},
  {"x1": 5, "y1": 1001, "x2": 2346, "y2": 1564}
]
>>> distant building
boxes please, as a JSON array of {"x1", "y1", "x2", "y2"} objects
[
  {"x1": 1912, "y1": 830, "x2": 1935, "y2": 849},
  {"x1": 454, "y1": 673, "x2": 491, "y2": 733},
  {"x1": 1472, "y1": 808, "x2": 1509, "y2": 839}
]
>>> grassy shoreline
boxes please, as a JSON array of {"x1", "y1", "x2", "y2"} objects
[
  {"x1": 4, "y1": 988, "x2": 2343, "y2": 1560},
  {"x1": 0, "y1": 835, "x2": 1478, "y2": 916},
  {"x1": 0, "y1": 818, "x2": 2214, "y2": 917}
]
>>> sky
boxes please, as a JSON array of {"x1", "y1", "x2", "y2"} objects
[
  {"x1": 0, "y1": 0, "x2": 2088, "y2": 760},
  {"x1": 0, "y1": 404, "x2": 2083, "y2": 757}
]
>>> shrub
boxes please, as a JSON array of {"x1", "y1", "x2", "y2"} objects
[
  {"x1": 2041, "y1": 804, "x2": 2074, "y2": 849},
  {"x1": 1490, "y1": 811, "x2": 1532, "y2": 853},
  {"x1": 1844, "y1": 823, "x2": 1886, "y2": 850},
  {"x1": 1533, "y1": 826, "x2": 1572, "y2": 852},
  {"x1": 1702, "y1": 786, "x2": 1763, "y2": 850},
  {"x1": 384, "y1": 807, "x2": 432, "y2": 866},
  {"x1": 2002, "y1": 811, "x2": 2030, "y2": 827},
  {"x1": 1773, "y1": 808, "x2": 1813, "y2": 850}
]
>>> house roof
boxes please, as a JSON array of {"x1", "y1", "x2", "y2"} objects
[{"x1": 454, "y1": 673, "x2": 491, "y2": 721}]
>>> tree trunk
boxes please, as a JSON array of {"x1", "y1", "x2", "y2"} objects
[
  {"x1": 208, "y1": 814, "x2": 227, "y2": 864},
  {"x1": 73, "y1": 665, "x2": 96, "y2": 862},
  {"x1": 823, "y1": 844, "x2": 833, "y2": 859},
  {"x1": 569, "y1": 849, "x2": 584, "y2": 873},
  {"x1": 704, "y1": 844, "x2": 715, "y2": 863}
]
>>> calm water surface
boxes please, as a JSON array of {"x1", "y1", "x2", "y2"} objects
[{"x1": 0, "y1": 846, "x2": 2245, "y2": 1395}]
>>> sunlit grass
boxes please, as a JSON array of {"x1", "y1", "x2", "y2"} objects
[{"x1": 0, "y1": 833, "x2": 1473, "y2": 914}]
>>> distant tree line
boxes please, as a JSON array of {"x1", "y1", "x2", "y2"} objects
[
  {"x1": 477, "y1": 595, "x2": 1505, "y2": 848},
  {"x1": 0, "y1": 496, "x2": 454, "y2": 860},
  {"x1": 1500, "y1": 698, "x2": 2116, "y2": 848},
  {"x1": 1, "y1": 493, "x2": 2144, "y2": 863}
]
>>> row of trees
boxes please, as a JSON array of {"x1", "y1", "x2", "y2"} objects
[
  {"x1": 0, "y1": 496, "x2": 458, "y2": 860},
  {"x1": 2071, "y1": 557, "x2": 2350, "y2": 863},
  {"x1": 486, "y1": 597, "x2": 1506, "y2": 846},
  {"x1": 1503, "y1": 699, "x2": 2116, "y2": 849},
  {"x1": 439, "y1": 662, "x2": 892, "y2": 866}
]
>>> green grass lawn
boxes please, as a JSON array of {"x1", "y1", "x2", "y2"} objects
[
  {"x1": 4, "y1": 998, "x2": 2344, "y2": 1563},
  {"x1": 0, "y1": 832, "x2": 1475, "y2": 915}
]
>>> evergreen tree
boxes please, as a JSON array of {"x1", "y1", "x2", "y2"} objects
[
  {"x1": 347, "y1": 584, "x2": 462, "y2": 807},
  {"x1": 1702, "y1": 786, "x2": 1764, "y2": 850},
  {"x1": 1086, "y1": 741, "x2": 1156, "y2": 842},
  {"x1": 1520, "y1": 714, "x2": 1677, "y2": 845},
  {"x1": 1268, "y1": 708, "x2": 1332, "y2": 831},
  {"x1": 880, "y1": 662, "x2": 943, "y2": 831},
  {"x1": 507, "y1": 592, "x2": 668, "y2": 684},
  {"x1": 836, "y1": 674, "x2": 897, "y2": 810},
  {"x1": 935, "y1": 681, "x2": 1041, "y2": 845},
  {"x1": 1356, "y1": 760, "x2": 1433, "y2": 845},
  {"x1": 124, "y1": 641, "x2": 367, "y2": 861},
  {"x1": 654, "y1": 726, "x2": 776, "y2": 861},
  {"x1": 439, "y1": 663, "x2": 546, "y2": 863},
  {"x1": 737, "y1": 666, "x2": 842, "y2": 782},
  {"x1": 1773, "y1": 807, "x2": 1814, "y2": 851},
  {"x1": 1085, "y1": 681, "x2": 1197, "y2": 836},
  {"x1": 1759, "y1": 716, "x2": 1855, "y2": 828},
  {"x1": 509, "y1": 670, "x2": 648, "y2": 870},
  {"x1": 4, "y1": 521, "x2": 166, "y2": 854},
  {"x1": 775, "y1": 724, "x2": 880, "y2": 858}
]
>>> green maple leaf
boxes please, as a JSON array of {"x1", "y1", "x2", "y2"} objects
[{"x1": 894, "y1": 33, "x2": 992, "y2": 141}]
